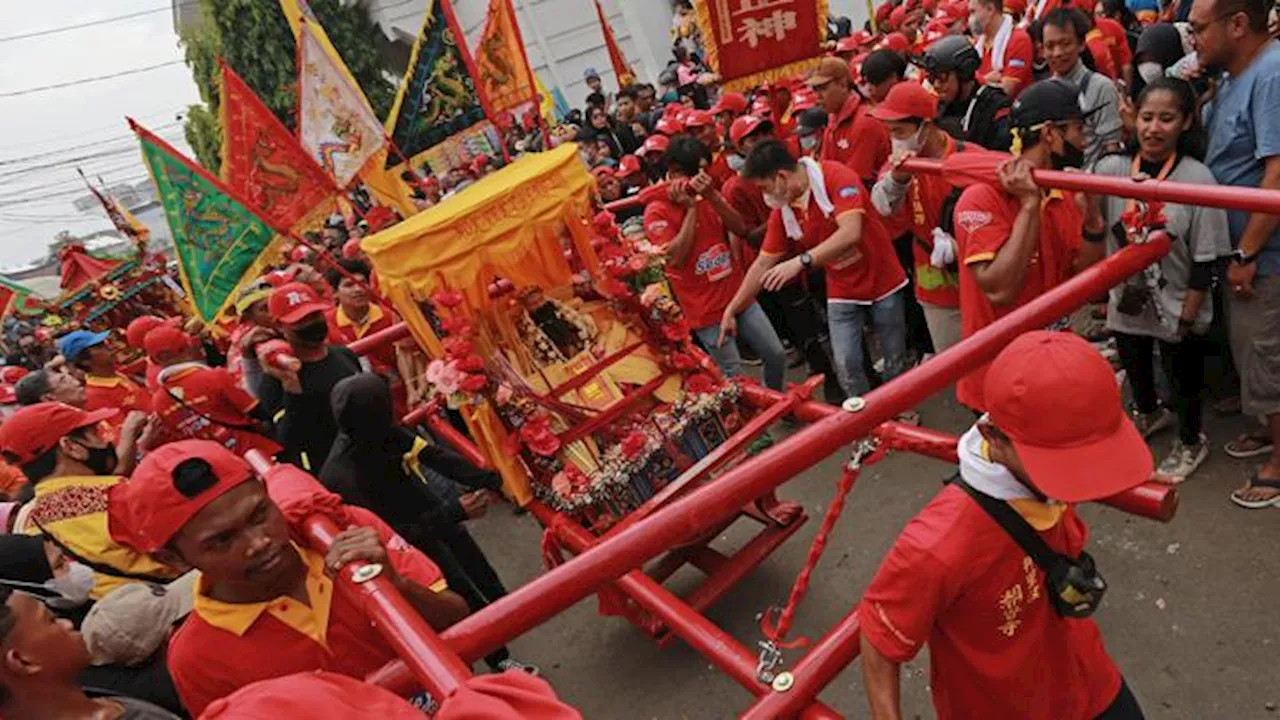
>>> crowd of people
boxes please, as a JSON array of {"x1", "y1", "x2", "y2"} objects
[{"x1": 0, "y1": 0, "x2": 1278, "y2": 716}]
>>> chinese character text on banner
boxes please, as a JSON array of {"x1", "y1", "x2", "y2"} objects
[{"x1": 694, "y1": 0, "x2": 828, "y2": 91}]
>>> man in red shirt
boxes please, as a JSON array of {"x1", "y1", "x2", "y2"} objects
[
  {"x1": 870, "y1": 82, "x2": 965, "y2": 353},
  {"x1": 644, "y1": 136, "x2": 787, "y2": 390},
  {"x1": 953, "y1": 79, "x2": 1104, "y2": 412},
  {"x1": 859, "y1": 331, "x2": 1149, "y2": 719},
  {"x1": 971, "y1": 0, "x2": 1036, "y2": 97},
  {"x1": 147, "y1": 324, "x2": 281, "y2": 458},
  {"x1": 324, "y1": 259, "x2": 398, "y2": 376},
  {"x1": 125, "y1": 315, "x2": 171, "y2": 392},
  {"x1": 57, "y1": 330, "x2": 150, "y2": 440},
  {"x1": 683, "y1": 110, "x2": 735, "y2": 189},
  {"x1": 810, "y1": 57, "x2": 892, "y2": 185},
  {"x1": 107, "y1": 441, "x2": 470, "y2": 717},
  {"x1": 722, "y1": 139, "x2": 908, "y2": 399}
]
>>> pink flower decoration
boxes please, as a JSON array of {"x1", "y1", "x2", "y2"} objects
[{"x1": 433, "y1": 289, "x2": 464, "y2": 308}]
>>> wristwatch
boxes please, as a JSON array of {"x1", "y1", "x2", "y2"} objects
[
  {"x1": 799, "y1": 251, "x2": 813, "y2": 268},
  {"x1": 1230, "y1": 248, "x2": 1258, "y2": 265}
]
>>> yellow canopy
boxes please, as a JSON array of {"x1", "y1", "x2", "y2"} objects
[{"x1": 361, "y1": 144, "x2": 601, "y2": 310}]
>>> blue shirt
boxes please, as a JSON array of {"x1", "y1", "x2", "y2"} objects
[{"x1": 1204, "y1": 40, "x2": 1280, "y2": 276}]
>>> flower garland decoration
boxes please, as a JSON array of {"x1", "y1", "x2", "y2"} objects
[{"x1": 421, "y1": 289, "x2": 490, "y2": 408}]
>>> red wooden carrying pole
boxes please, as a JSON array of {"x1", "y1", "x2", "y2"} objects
[
  {"x1": 242, "y1": 450, "x2": 474, "y2": 701},
  {"x1": 362, "y1": 233, "x2": 1174, "y2": 672}
]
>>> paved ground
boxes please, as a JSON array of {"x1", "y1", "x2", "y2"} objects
[{"x1": 467, "y1": 371, "x2": 1280, "y2": 719}]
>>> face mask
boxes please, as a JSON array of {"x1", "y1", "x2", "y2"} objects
[
  {"x1": 45, "y1": 562, "x2": 95, "y2": 608},
  {"x1": 77, "y1": 441, "x2": 118, "y2": 475},
  {"x1": 1137, "y1": 62, "x2": 1163, "y2": 84},
  {"x1": 726, "y1": 153, "x2": 745, "y2": 171},
  {"x1": 1051, "y1": 140, "x2": 1086, "y2": 170},
  {"x1": 294, "y1": 318, "x2": 329, "y2": 344},
  {"x1": 799, "y1": 135, "x2": 820, "y2": 151},
  {"x1": 891, "y1": 125, "x2": 925, "y2": 155}
]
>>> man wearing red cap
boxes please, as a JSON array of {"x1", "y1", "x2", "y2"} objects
[
  {"x1": 684, "y1": 110, "x2": 734, "y2": 189},
  {"x1": 870, "y1": 82, "x2": 966, "y2": 353},
  {"x1": 971, "y1": 0, "x2": 1036, "y2": 98},
  {"x1": 148, "y1": 323, "x2": 282, "y2": 459},
  {"x1": 808, "y1": 57, "x2": 892, "y2": 185},
  {"x1": 107, "y1": 441, "x2": 469, "y2": 716},
  {"x1": 710, "y1": 91, "x2": 748, "y2": 128},
  {"x1": 125, "y1": 315, "x2": 169, "y2": 392},
  {"x1": 859, "y1": 331, "x2": 1148, "y2": 720},
  {"x1": 258, "y1": 283, "x2": 364, "y2": 471},
  {"x1": 0, "y1": 403, "x2": 177, "y2": 600}
]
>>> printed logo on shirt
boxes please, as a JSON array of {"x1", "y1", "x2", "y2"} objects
[
  {"x1": 837, "y1": 186, "x2": 859, "y2": 199},
  {"x1": 694, "y1": 243, "x2": 734, "y2": 281},
  {"x1": 646, "y1": 219, "x2": 670, "y2": 234},
  {"x1": 837, "y1": 138, "x2": 850, "y2": 149},
  {"x1": 1008, "y1": 58, "x2": 1026, "y2": 68},
  {"x1": 956, "y1": 209, "x2": 994, "y2": 234}
]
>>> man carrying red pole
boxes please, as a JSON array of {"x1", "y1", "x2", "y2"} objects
[{"x1": 858, "y1": 331, "x2": 1149, "y2": 719}]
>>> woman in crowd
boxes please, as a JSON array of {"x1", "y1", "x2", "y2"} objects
[{"x1": 1086, "y1": 77, "x2": 1232, "y2": 484}]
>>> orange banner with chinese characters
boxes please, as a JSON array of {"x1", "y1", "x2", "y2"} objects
[
  {"x1": 219, "y1": 62, "x2": 337, "y2": 231},
  {"x1": 475, "y1": 0, "x2": 538, "y2": 114},
  {"x1": 695, "y1": 0, "x2": 829, "y2": 92},
  {"x1": 593, "y1": 0, "x2": 636, "y2": 87}
]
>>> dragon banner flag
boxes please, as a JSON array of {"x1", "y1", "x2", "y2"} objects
[
  {"x1": 220, "y1": 62, "x2": 337, "y2": 230},
  {"x1": 593, "y1": 0, "x2": 636, "y2": 87},
  {"x1": 385, "y1": 0, "x2": 490, "y2": 165},
  {"x1": 298, "y1": 20, "x2": 388, "y2": 187},
  {"x1": 132, "y1": 120, "x2": 281, "y2": 324},
  {"x1": 694, "y1": 0, "x2": 829, "y2": 92},
  {"x1": 475, "y1": 0, "x2": 538, "y2": 114},
  {"x1": 77, "y1": 170, "x2": 151, "y2": 246}
]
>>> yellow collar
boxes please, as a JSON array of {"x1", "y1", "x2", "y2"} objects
[
  {"x1": 193, "y1": 544, "x2": 333, "y2": 647},
  {"x1": 978, "y1": 440, "x2": 1067, "y2": 531},
  {"x1": 85, "y1": 374, "x2": 131, "y2": 389},
  {"x1": 334, "y1": 303, "x2": 383, "y2": 335}
]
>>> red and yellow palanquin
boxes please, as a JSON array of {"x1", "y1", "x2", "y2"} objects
[{"x1": 362, "y1": 143, "x2": 809, "y2": 638}]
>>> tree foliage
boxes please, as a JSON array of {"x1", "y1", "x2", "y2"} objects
[{"x1": 178, "y1": 0, "x2": 397, "y2": 173}]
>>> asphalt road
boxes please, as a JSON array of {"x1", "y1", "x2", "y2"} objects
[{"x1": 466, "y1": 381, "x2": 1280, "y2": 719}]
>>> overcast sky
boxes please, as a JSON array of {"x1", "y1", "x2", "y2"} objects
[{"x1": 0, "y1": 0, "x2": 202, "y2": 270}]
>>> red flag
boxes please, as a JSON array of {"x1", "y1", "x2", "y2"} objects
[
  {"x1": 220, "y1": 60, "x2": 337, "y2": 229},
  {"x1": 695, "y1": 0, "x2": 829, "y2": 91},
  {"x1": 593, "y1": 0, "x2": 636, "y2": 87}
]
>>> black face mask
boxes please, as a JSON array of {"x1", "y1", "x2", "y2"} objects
[
  {"x1": 1051, "y1": 140, "x2": 1085, "y2": 170},
  {"x1": 293, "y1": 318, "x2": 329, "y2": 344},
  {"x1": 77, "y1": 442, "x2": 118, "y2": 475}
]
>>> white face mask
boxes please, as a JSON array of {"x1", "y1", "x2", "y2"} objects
[
  {"x1": 1137, "y1": 61, "x2": 1164, "y2": 84},
  {"x1": 726, "y1": 153, "x2": 745, "y2": 171},
  {"x1": 891, "y1": 125, "x2": 926, "y2": 156},
  {"x1": 45, "y1": 562, "x2": 95, "y2": 608},
  {"x1": 799, "y1": 134, "x2": 820, "y2": 151}
]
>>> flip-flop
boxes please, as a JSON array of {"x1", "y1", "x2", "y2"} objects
[
  {"x1": 1224, "y1": 433, "x2": 1275, "y2": 459},
  {"x1": 1229, "y1": 477, "x2": 1280, "y2": 509}
]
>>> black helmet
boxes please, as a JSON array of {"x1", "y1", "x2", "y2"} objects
[{"x1": 917, "y1": 36, "x2": 981, "y2": 78}]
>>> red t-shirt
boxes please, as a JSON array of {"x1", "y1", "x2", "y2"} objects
[
  {"x1": 644, "y1": 197, "x2": 744, "y2": 328},
  {"x1": 84, "y1": 374, "x2": 151, "y2": 440},
  {"x1": 144, "y1": 359, "x2": 162, "y2": 393},
  {"x1": 1094, "y1": 17, "x2": 1133, "y2": 70},
  {"x1": 978, "y1": 28, "x2": 1035, "y2": 98},
  {"x1": 706, "y1": 151, "x2": 735, "y2": 190},
  {"x1": 874, "y1": 135, "x2": 964, "y2": 308},
  {"x1": 1085, "y1": 29, "x2": 1119, "y2": 79},
  {"x1": 859, "y1": 484, "x2": 1122, "y2": 720},
  {"x1": 152, "y1": 365, "x2": 282, "y2": 458},
  {"x1": 761, "y1": 162, "x2": 906, "y2": 303},
  {"x1": 168, "y1": 507, "x2": 446, "y2": 717},
  {"x1": 953, "y1": 184, "x2": 1081, "y2": 410},
  {"x1": 326, "y1": 303, "x2": 398, "y2": 375},
  {"x1": 820, "y1": 94, "x2": 891, "y2": 183}
]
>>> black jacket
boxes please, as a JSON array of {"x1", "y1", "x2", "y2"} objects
[{"x1": 939, "y1": 84, "x2": 1012, "y2": 152}]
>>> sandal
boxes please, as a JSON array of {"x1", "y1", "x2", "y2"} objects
[
  {"x1": 1229, "y1": 477, "x2": 1280, "y2": 509},
  {"x1": 1224, "y1": 432, "x2": 1275, "y2": 459}
]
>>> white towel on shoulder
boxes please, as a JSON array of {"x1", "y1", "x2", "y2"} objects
[
  {"x1": 977, "y1": 15, "x2": 1015, "y2": 73},
  {"x1": 780, "y1": 157, "x2": 834, "y2": 240}
]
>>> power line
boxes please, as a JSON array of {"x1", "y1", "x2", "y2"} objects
[
  {"x1": 0, "y1": 60, "x2": 185, "y2": 98},
  {"x1": 0, "y1": 121, "x2": 182, "y2": 166},
  {"x1": 0, "y1": 2, "x2": 201, "y2": 43}
]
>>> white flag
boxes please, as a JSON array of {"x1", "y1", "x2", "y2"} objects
[{"x1": 297, "y1": 21, "x2": 387, "y2": 187}]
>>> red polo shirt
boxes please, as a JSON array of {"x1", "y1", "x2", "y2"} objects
[
  {"x1": 706, "y1": 151, "x2": 735, "y2": 190},
  {"x1": 875, "y1": 135, "x2": 964, "y2": 308},
  {"x1": 953, "y1": 183, "x2": 1081, "y2": 411},
  {"x1": 644, "y1": 197, "x2": 744, "y2": 328},
  {"x1": 326, "y1": 303, "x2": 397, "y2": 375},
  {"x1": 821, "y1": 94, "x2": 891, "y2": 183},
  {"x1": 84, "y1": 374, "x2": 151, "y2": 439},
  {"x1": 978, "y1": 28, "x2": 1035, "y2": 98},
  {"x1": 152, "y1": 364, "x2": 281, "y2": 458},
  {"x1": 167, "y1": 507, "x2": 447, "y2": 717},
  {"x1": 761, "y1": 161, "x2": 906, "y2": 303},
  {"x1": 1094, "y1": 17, "x2": 1132, "y2": 71},
  {"x1": 859, "y1": 484, "x2": 1122, "y2": 719},
  {"x1": 1085, "y1": 29, "x2": 1119, "y2": 79}
]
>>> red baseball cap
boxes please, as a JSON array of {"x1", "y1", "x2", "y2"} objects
[
  {"x1": 0, "y1": 385, "x2": 15, "y2": 405},
  {"x1": 341, "y1": 238, "x2": 363, "y2": 259},
  {"x1": 108, "y1": 440, "x2": 255, "y2": 553},
  {"x1": 654, "y1": 116, "x2": 685, "y2": 136},
  {"x1": 591, "y1": 165, "x2": 617, "y2": 179},
  {"x1": 262, "y1": 268, "x2": 299, "y2": 287},
  {"x1": 0, "y1": 366, "x2": 28, "y2": 384},
  {"x1": 985, "y1": 332, "x2": 1152, "y2": 503},
  {"x1": 889, "y1": 5, "x2": 907, "y2": 27},
  {"x1": 0, "y1": 403, "x2": 116, "y2": 465},
  {"x1": 729, "y1": 114, "x2": 772, "y2": 145},
  {"x1": 143, "y1": 325, "x2": 195, "y2": 360},
  {"x1": 880, "y1": 32, "x2": 910, "y2": 53},
  {"x1": 683, "y1": 110, "x2": 715, "y2": 128},
  {"x1": 125, "y1": 315, "x2": 168, "y2": 349},
  {"x1": 836, "y1": 36, "x2": 861, "y2": 54},
  {"x1": 710, "y1": 92, "x2": 748, "y2": 116},
  {"x1": 617, "y1": 155, "x2": 643, "y2": 177},
  {"x1": 637, "y1": 134, "x2": 670, "y2": 157},
  {"x1": 269, "y1": 282, "x2": 331, "y2": 325},
  {"x1": 870, "y1": 81, "x2": 939, "y2": 121}
]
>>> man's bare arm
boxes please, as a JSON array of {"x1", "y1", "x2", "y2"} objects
[{"x1": 861, "y1": 633, "x2": 904, "y2": 720}]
